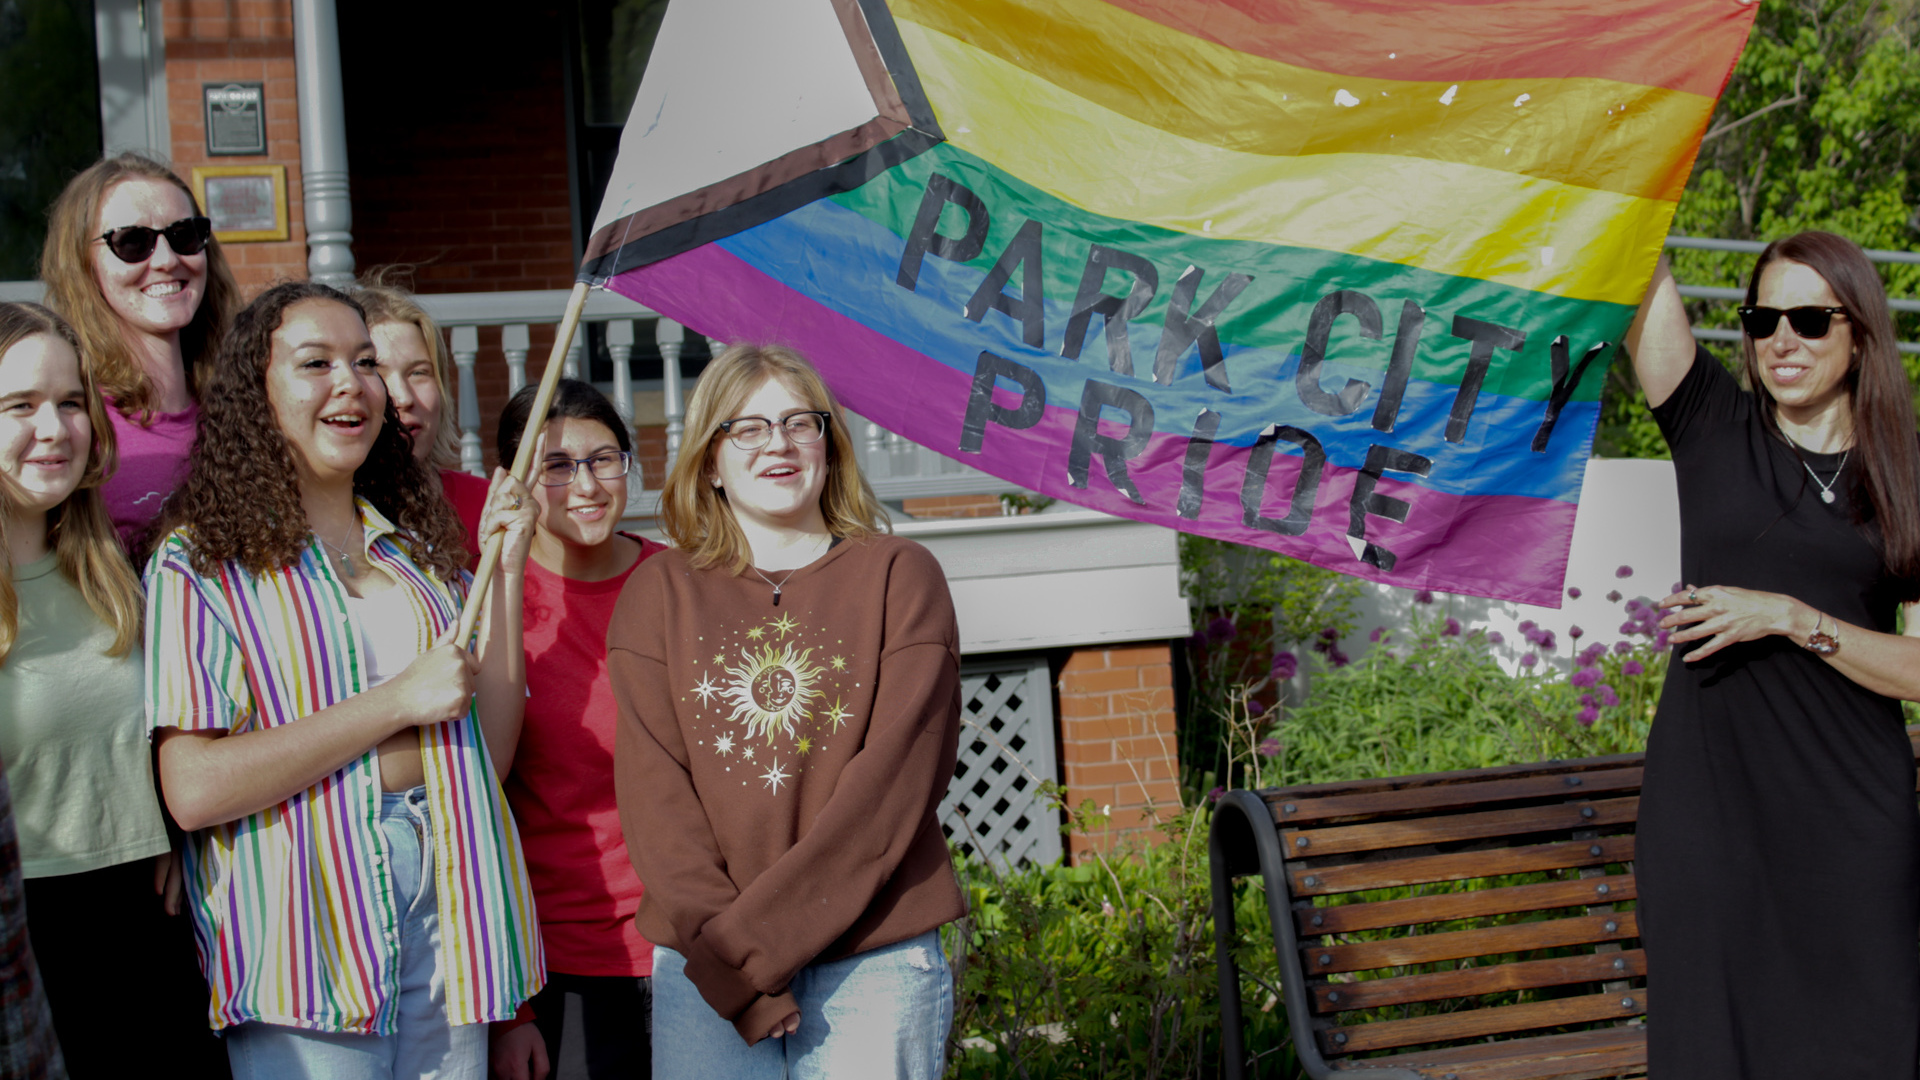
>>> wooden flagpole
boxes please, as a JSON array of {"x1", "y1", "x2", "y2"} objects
[{"x1": 443, "y1": 280, "x2": 592, "y2": 647}]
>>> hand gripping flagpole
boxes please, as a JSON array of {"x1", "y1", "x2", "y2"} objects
[{"x1": 443, "y1": 280, "x2": 592, "y2": 648}]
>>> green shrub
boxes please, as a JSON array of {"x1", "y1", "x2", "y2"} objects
[
  {"x1": 1256, "y1": 603, "x2": 1667, "y2": 790},
  {"x1": 946, "y1": 794, "x2": 1295, "y2": 1079}
]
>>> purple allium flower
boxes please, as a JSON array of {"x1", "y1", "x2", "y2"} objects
[
  {"x1": 1329, "y1": 648, "x2": 1351, "y2": 668},
  {"x1": 1596, "y1": 684, "x2": 1619, "y2": 707},
  {"x1": 1577, "y1": 705, "x2": 1600, "y2": 726},
  {"x1": 1606, "y1": 590, "x2": 1623, "y2": 603},
  {"x1": 1257, "y1": 737, "x2": 1281, "y2": 758},
  {"x1": 1248, "y1": 700, "x2": 1267, "y2": 717},
  {"x1": 1615, "y1": 565, "x2": 1634, "y2": 578},
  {"x1": 1414, "y1": 589, "x2": 1436, "y2": 604},
  {"x1": 1567, "y1": 586, "x2": 1582, "y2": 599},
  {"x1": 1671, "y1": 582, "x2": 1685, "y2": 596},
  {"x1": 1186, "y1": 631, "x2": 1206, "y2": 648},
  {"x1": 1444, "y1": 617, "x2": 1462, "y2": 637},
  {"x1": 1519, "y1": 653, "x2": 1538, "y2": 668},
  {"x1": 1614, "y1": 640, "x2": 1633, "y2": 655},
  {"x1": 1208, "y1": 786, "x2": 1226, "y2": 803},
  {"x1": 1623, "y1": 659, "x2": 1645, "y2": 676},
  {"x1": 1487, "y1": 631, "x2": 1506, "y2": 646},
  {"x1": 1207, "y1": 616, "x2": 1237, "y2": 643},
  {"x1": 1578, "y1": 644, "x2": 1605, "y2": 667},
  {"x1": 1654, "y1": 630, "x2": 1671, "y2": 651},
  {"x1": 1535, "y1": 631, "x2": 1557, "y2": 652},
  {"x1": 1320, "y1": 626, "x2": 1341, "y2": 641},
  {"x1": 1270, "y1": 651, "x2": 1298, "y2": 680},
  {"x1": 1623, "y1": 599, "x2": 1644, "y2": 615},
  {"x1": 1369, "y1": 626, "x2": 1386, "y2": 643},
  {"x1": 1570, "y1": 624, "x2": 1585, "y2": 640},
  {"x1": 1518, "y1": 619, "x2": 1537, "y2": 634},
  {"x1": 1571, "y1": 666, "x2": 1600, "y2": 688},
  {"x1": 1580, "y1": 692, "x2": 1595, "y2": 707}
]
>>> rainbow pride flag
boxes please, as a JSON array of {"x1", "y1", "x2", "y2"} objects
[{"x1": 581, "y1": 0, "x2": 1755, "y2": 606}]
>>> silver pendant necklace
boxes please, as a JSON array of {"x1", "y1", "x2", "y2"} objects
[
  {"x1": 749, "y1": 536, "x2": 831, "y2": 605},
  {"x1": 1798, "y1": 449, "x2": 1849, "y2": 504},
  {"x1": 750, "y1": 564, "x2": 801, "y2": 606},
  {"x1": 315, "y1": 532, "x2": 360, "y2": 578}
]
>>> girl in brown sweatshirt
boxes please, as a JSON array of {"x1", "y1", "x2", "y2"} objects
[{"x1": 610, "y1": 343, "x2": 965, "y2": 1077}]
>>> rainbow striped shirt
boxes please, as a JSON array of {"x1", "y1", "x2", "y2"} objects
[{"x1": 145, "y1": 500, "x2": 544, "y2": 1033}]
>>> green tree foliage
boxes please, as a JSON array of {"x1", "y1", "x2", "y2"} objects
[
  {"x1": 1596, "y1": 0, "x2": 1920, "y2": 458},
  {"x1": 0, "y1": 0, "x2": 102, "y2": 281}
]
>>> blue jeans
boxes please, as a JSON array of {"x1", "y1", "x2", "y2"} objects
[
  {"x1": 226, "y1": 787, "x2": 486, "y2": 1080},
  {"x1": 653, "y1": 931, "x2": 952, "y2": 1079}
]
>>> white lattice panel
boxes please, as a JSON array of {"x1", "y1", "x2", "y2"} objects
[{"x1": 940, "y1": 657, "x2": 1062, "y2": 871}]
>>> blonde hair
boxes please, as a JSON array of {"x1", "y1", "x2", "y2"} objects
[
  {"x1": 38, "y1": 153, "x2": 240, "y2": 422},
  {"x1": 353, "y1": 267, "x2": 464, "y2": 471},
  {"x1": 0, "y1": 303, "x2": 145, "y2": 665},
  {"x1": 660, "y1": 342, "x2": 889, "y2": 572}
]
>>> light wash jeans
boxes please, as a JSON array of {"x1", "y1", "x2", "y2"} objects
[
  {"x1": 653, "y1": 930, "x2": 952, "y2": 1079},
  {"x1": 226, "y1": 787, "x2": 486, "y2": 1080}
]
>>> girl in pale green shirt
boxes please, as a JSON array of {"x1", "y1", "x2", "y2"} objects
[{"x1": 0, "y1": 302, "x2": 226, "y2": 1076}]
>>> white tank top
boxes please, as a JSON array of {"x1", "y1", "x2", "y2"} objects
[{"x1": 345, "y1": 582, "x2": 426, "y2": 688}]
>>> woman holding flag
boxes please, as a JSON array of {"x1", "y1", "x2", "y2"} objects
[
  {"x1": 144, "y1": 281, "x2": 544, "y2": 1077},
  {"x1": 1628, "y1": 232, "x2": 1920, "y2": 1077}
]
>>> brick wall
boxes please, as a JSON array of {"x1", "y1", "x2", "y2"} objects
[
  {"x1": 1055, "y1": 644, "x2": 1182, "y2": 861},
  {"x1": 339, "y1": 0, "x2": 574, "y2": 467},
  {"x1": 901, "y1": 494, "x2": 1004, "y2": 519},
  {"x1": 164, "y1": 0, "x2": 308, "y2": 293}
]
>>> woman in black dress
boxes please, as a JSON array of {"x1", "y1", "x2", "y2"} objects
[{"x1": 1626, "y1": 231, "x2": 1920, "y2": 1077}]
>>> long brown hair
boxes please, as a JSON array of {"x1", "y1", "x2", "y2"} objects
[
  {"x1": 39, "y1": 153, "x2": 241, "y2": 421},
  {"x1": 156, "y1": 282, "x2": 468, "y2": 580},
  {"x1": 1741, "y1": 231, "x2": 1920, "y2": 594},
  {"x1": 659, "y1": 343, "x2": 888, "y2": 573},
  {"x1": 0, "y1": 303, "x2": 144, "y2": 665},
  {"x1": 354, "y1": 266, "x2": 464, "y2": 470}
]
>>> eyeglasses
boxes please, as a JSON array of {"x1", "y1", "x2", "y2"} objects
[
  {"x1": 716, "y1": 411, "x2": 831, "y2": 451},
  {"x1": 538, "y1": 451, "x2": 630, "y2": 487},
  {"x1": 1737, "y1": 305, "x2": 1849, "y2": 340},
  {"x1": 95, "y1": 216, "x2": 213, "y2": 264}
]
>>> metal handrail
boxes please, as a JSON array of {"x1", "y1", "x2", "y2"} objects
[
  {"x1": 1667, "y1": 234, "x2": 1920, "y2": 267},
  {"x1": 1666, "y1": 237, "x2": 1919, "y2": 355}
]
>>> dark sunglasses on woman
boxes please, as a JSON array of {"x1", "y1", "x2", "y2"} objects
[
  {"x1": 95, "y1": 216, "x2": 213, "y2": 264},
  {"x1": 1736, "y1": 304, "x2": 1849, "y2": 340}
]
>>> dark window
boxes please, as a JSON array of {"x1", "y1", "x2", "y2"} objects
[
  {"x1": 566, "y1": 0, "x2": 713, "y2": 383},
  {"x1": 0, "y1": 0, "x2": 102, "y2": 279}
]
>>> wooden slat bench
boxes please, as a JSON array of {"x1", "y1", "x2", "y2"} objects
[
  {"x1": 1210, "y1": 753, "x2": 1651, "y2": 1080},
  {"x1": 1211, "y1": 736, "x2": 1920, "y2": 1078}
]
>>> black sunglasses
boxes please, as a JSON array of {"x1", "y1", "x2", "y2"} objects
[
  {"x1": 95, "y1": 216, "x2": 213, "y2": 264},
  {"x1": 1737, "y1": 305, "x2": 1848, "y2": 340}
]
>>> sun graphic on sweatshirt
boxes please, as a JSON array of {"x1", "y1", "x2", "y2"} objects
[{"x1": 720, "y1": 642, "x2": 826, "y2": 744}]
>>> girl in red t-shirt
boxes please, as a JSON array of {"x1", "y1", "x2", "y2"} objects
[{"x1": 487, "y1": 379, "x2": 665, "y2": 1080}]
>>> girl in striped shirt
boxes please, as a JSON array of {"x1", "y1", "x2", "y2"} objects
[{"x1": 145, "y1": 282, "x2": 544, "y2": 1079}]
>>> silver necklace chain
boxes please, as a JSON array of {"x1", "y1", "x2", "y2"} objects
[
  {"x1": 749, "y1": 537, "x2": 831, "y2": 606},
  {"x1": 750, "y1": 564, "x2": 802, "y2": 606},
  {"x1": 1795, "y1": 447, "x2": 1849, "y2": 504},
  {"x1": 314, "y1": 530, "x2": 361, "y2": 578}
]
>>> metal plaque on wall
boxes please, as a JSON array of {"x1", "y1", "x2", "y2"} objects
[{"x1": 203, "y1": 82, "x2": 266, "y2": 156}]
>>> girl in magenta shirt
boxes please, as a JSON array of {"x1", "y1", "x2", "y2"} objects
[{"x1": 39, "y1": 154, "x2": 240, "y2": 553}]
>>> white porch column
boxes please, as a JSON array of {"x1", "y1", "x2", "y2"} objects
[
  {"x1": 292, "y1": 0, "x2": 354, "y2": 284},
  {"x1": 658, "y1": 319, "x2": 686, "y2": 457}
]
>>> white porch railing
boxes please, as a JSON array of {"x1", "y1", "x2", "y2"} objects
[{"x1": 413, "y1": 288, "x2": 1023, "y2": 516}]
